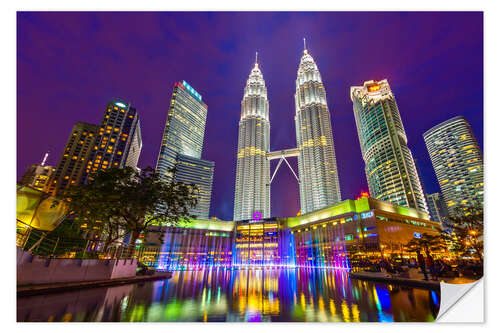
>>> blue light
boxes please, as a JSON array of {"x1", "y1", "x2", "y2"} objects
[
  {"x1": 414, "y1": 232, "x2": 422, "y2": 238},
  {"x1": 361, "y1": 211, "x2": 374, "y2": 219},
  {"x1": 115, "y1": 102, "x2": 127, "y2": 108},
  {"x1": 182, "y1": 80, "x2": 202, "y2": 102}
]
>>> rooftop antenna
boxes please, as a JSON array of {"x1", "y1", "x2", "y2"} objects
[
  {"x1": 41, "y1": 151, "x2": 49, "y2": 166},
  {"x1": 255, "y1": 51, "x2": 258, "y2": 64},
  {"x1": 303, "y1": 37, "x2": 307, "y2": 51}
]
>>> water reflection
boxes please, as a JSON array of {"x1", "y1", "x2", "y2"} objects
[{"x1": 18, "y1": 268, "x2": 439, "y2": 322}]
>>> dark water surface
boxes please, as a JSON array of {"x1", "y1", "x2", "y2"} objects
[{"x1": 18, "y1": 268, "x2": 440, "y2": 322}]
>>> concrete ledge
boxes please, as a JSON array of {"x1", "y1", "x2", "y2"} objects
[
  {"x1": 349, "y1": 271, "x2": 441, "y2": 291},
  {"x1": 17, "y1": 248, "x2": 138, "y2": 285},
  {"x1": 17, "y1": 272, "x2": 172, "y2": 297}
]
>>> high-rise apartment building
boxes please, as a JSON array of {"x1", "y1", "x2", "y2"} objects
[
  {"x1": 423, "y1": 116, "x2": 483, "y2": 210},
  {"x1": 426, "y1": 192, "x2": 449, "y2": 224},
  {"x1": 295, "y1": 46, "x2": 341, "y2": 214},
  {"x1": 351, "y1": 79, "x2": 428, "y2": 214},
  {"x1": 233, "y1": 58, "x2": 271, "y2": 221},
  {"x1": 156, "y1": 81, "x2": 214, "y2": 218},
  {"x1": 48, "y1": 122, "x2": 99, "y2": 195},
  {"x1": 85, "y1": 99, "x2": 142, "y2": 180}
]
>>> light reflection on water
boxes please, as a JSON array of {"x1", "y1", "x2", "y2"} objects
[{"x1": 17, "y1": 268, "x2": 440, "y2": 322}]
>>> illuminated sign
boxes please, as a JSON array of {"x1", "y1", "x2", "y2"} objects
[
  {"x1": 252, "y1": 211, "x2": 262, "y2": 221},
  {"x1": 414, "y1": 232, "x2": 422, "y2": 238},
  {"x1": 361, "y1": 211, "x2": 374, "y2": 219},
  {"x1": 368, "y1": 84, "x2": 381, "y2": 92},
  {"x1": 115, "y1": 102, "x2": 127, "y2": 108},
  {"x1": 182, "y1": 80, "x2": 202, "y2": 102}
]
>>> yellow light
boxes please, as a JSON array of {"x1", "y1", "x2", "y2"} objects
[{"x1": 368, "y1": 84, "x2": 381, "y2": 92}]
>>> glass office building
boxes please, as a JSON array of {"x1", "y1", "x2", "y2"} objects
[
  {"x1": 423, "y1": 116, "x2": 483, "y2": 210},
  {"x1": 351, "y1": 80, "x2": 428, "y2": 214},
  {"x1": 175, "y1": 154, "x2": 215, "y2": 219},
  {"x1": 426, "y1": 192, "x2": 449, "y2": 225},
  {"x1": 156, "y1": 81, "x2": 215, "y2": 218}
]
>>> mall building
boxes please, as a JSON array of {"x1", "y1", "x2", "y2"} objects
[{"x1": 143, "y1": 197, "x2": 442, "y2": 270}]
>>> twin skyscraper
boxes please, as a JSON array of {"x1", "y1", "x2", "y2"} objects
[{"x1": 234, "y1": 43, "x2": 342, "y2": 221}]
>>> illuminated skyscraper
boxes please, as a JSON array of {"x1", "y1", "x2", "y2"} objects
[
  {"x1": 48, "y1": 122, "x2": 99, "y2": 195},
  {"x1": 234, "y1": 56, "x2": 270, "y2": 221},
  {"x1": 295, "y1": 44, "x2": 341, "y2": 214},
  {"x1": 156, "y1": 81, "x2": 214, "y2": 219},
  {"x1": 175, "y1": 154, "x2": 215, "y2": 219},
  {"x1": 426, "y1": 192, "x2": 449, "y2": 225},
  {"x1": 85, "y1": 99, "x2": 142, "y2": 181},
  {"x1": 351, "y1": 79, "x2": 428, "y2": 214},
  {"x1": 423, "y1": 116, "x2": 483, "y2": 210}
]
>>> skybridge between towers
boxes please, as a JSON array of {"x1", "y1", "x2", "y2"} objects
[{"x1": 266, "y1": 148, "x2": 300, "y2": 185}]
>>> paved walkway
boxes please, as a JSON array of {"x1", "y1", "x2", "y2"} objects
[
  {"x1": 349, "y1": 270, "x2": 478, "y2": 290},
  {"x1": 17, "y1": 272, "x2": 172, "y2": 297}
]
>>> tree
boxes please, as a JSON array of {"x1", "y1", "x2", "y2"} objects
[
  {"x1": 57, "y1": 166, "x2": 199, "y2": 256},
  {"x1": 405, "y1": 233, "x2": 446, "y2": 256},
  {"x1": 442, "y1": 203, "x2": 483, "y2": 262}
]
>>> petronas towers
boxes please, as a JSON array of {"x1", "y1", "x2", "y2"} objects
[
  {"x1": 233, "y1": 58, "x2": 271, "y2": 221},
  {"x1": 234, "y1": 44, "x2": 341, "y2": 221},
  {"x1": 295, "y1": 47, "x2": 341, "y2": 213}
]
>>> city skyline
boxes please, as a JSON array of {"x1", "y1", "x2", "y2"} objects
[{"x1": 17, "y1": 12, "x2": 483, "y2": 220}]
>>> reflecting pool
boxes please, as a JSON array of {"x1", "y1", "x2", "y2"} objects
[{"x1": 17, "y1": 268, "x2": 440, "y2": 322}]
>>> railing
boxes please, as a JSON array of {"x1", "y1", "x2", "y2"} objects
[{"x1": 16, "y1": 220, "x2": 161, "y2": 263}]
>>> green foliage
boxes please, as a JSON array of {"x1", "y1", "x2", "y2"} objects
[
  {"x1": 442, "y1": 203, "x2": 483, "y2": 262},
  {"x1": 405, "y1": 233, "x2": 446, "y2": 255},
  {"x1": 56, "y1": 166, "x2": 199, "y2": 251}
]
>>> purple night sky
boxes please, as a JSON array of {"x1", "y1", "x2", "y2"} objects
[{"x1": 17, "y1": 12, "x2": 483, "y2": 221}]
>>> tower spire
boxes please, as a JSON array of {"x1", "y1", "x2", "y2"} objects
[
  {"x1": 303, "y1": 38, "x2": 307, "y2": 52},
  {"x1": 255, "y1": 51, "x2": 258, "y2": 64},
  {"x1": 41, "y1": 151, "x2": 49, "y2": 166}
]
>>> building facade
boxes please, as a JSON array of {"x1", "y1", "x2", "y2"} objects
[
  {"x1": 85, "y1": 99, "x2": 142, "y2": 181},
  {"x1": 175, "y1": 154, "x2": 215, "y2": 219},
  {"x1": 234, "y1": 59, "x2": 271, "y2": 221},
  {"x1": 20, "y1": 164, "x2": 55, "y2": 192},
  {"x1": 295, "y1": 47, "x2": 341, "y2": 214},
  {"x1": 145, "y1": 197, "x2": 441, "y2": 270},
  {"x1": 156, "y1": 81, "x2": 215, "y2": 218},
  {"x1": 426, "y1": 192, "x2": 449, "y2": 225},
  {"x1": 423, "y1": 116, "x2": 484, "y2": 211},
  {"x1": 48, "y1": 122, "x2": 99, "y2": 195},
  {"x1": 351, "y1": 80, "x2": 428, "y2": 214}
]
